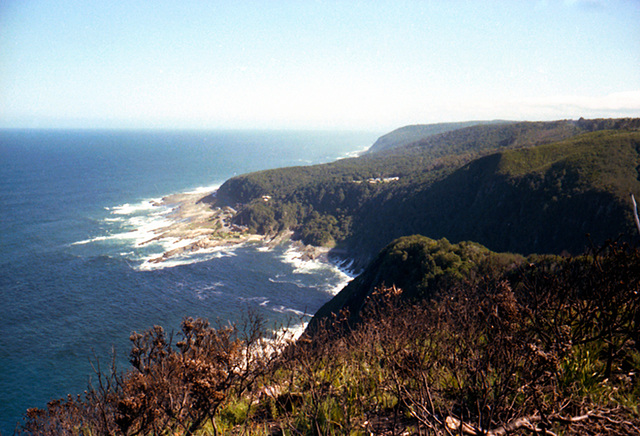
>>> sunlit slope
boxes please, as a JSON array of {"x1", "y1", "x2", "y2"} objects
[
  {"x1": 214, "y1": 119, "x2": 640, "y2": 268},
  {"x1": 365, "y1": 120, "x2": 496, "y2": 154},
  {"x1": 347, "y1": 130, "x2": 640, "y2": 265}
]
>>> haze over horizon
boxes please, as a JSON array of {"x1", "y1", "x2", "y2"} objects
[{"x1": 1, "y1": 0, "x2": 639, "y2": 131}]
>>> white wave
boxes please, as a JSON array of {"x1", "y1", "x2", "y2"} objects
[
  {"x1": 111, "y1": 199, "x2": 163, "y2": 215},
  {"x1": 109, "y1": 215, "x2": 173, "y2": 247},
  {"x1": 200, "y1": 282, "x2": 225, "y2": 291},
  {"x1": 75, "y1": 185, "x2": 244, "y2": 272},
  {"x1": 337, "y1": 144, "x2": 371, "y2": 160},
  {"x1": 71, "y1": 235, "x2": 111, "y2": 245},
  {"x1": 79, "y1": 199, "x2": 174, "y2": 248},
  {"x1": 238, "y1": 296, "x2": 270, "y2": 305},
  {"x1": 283, "y1": 322, "x2": 307, "y2": 340},
  {"x1": 73, "y1": 223, "x2": 171, "y2": 246},
  {"x1": 265, "y1": 321, "x2": 309, "y2": 347},
  {"x1": 271, "y1": 305, "x2": 309, "y2": 317},
  {"x1": 268, "y1": 277, "x2": 307, "y2": 288},
  {"x1": 195, "y1": 282, "x2": 225, "y2": 300},
  {"x1": 279, "y1": 242, "x2": 354, "y2": 294},
  {"x1": 323, "y1": 272, "x2": 352, "y2": 296},
  {"x1": 280, "y1": 245, "x2": 327, "y2": 275},
  {"x1": 136, "y1": 246, "x2": 239, "y2": 271},
  {"x1": 334, "y1": 258, "x2": 359, "y2": 277},
  {"x1": 183, "y1": 183, "x2": 221, "y2": 195},
  {"x1": 162, "y1": 236, "x2": 198, "y2": 250}
]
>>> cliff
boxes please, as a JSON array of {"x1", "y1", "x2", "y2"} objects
[{"x1": 213, "y1": 118, "x2": 640, "y2": 270}]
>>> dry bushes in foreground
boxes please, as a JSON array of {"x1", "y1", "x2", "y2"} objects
[
  {"x1": 19, "y1": 243, "x2": 640, "y2": 435},
  {"x1": 267, "y1": 242, "x2": 640, "y2": 435},
  {"x1": 20, "y1": 314, "x2": 289, "y2": 436}
]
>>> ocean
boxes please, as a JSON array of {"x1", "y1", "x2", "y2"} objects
[{"x1": 0, "y1": 129, "x2": 379, "y2": 434}]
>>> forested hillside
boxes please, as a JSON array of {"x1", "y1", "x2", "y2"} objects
[
  {"x1": 19, "y1": 118, "x2": 640, "y2": 435},
  {"x1": 345, "y1": 129, "x2": 640, "y2": 267},
  {"x1": 365, "y1": 120, "x2": 495, "y2": 153},
  {"x1": 309, "y1": 235, "x2": 524, "y2": 331},
  {"x1": 213, "y1": 118, "x2": 640, "y2": 269}
]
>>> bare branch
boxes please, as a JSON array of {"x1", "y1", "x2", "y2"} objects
[{"x1": 631, "y1": 193, "x2": 640, "y2": 236}]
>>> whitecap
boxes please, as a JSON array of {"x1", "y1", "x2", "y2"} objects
[
  {"x1": 268, "y1": 277, "x2": 306, "y2": 289},
  {"x1": 71, "y1": 235, "x2": 111, "y2": 245},
  {"x1": 238, "y1": 296, "x2": 270, "y2": 305},
  {"x1": 183, "y1": 183, "x2": 221, "y2": 195},
  {"x1": 271, "y1": 305, "x2": 309, "y2": 317},
  {"x1": 111, "y1": 199, "x2": 163, "y2": 215},
  {"x1": 201, "y1": 282, "x2": 225, "y2": 290},
  {"x1": 136, "y1": 246, "x2": 239, "y2": 271},
  {"x1": 195, "y1": 283, "x2": 225, "y2": 300}
]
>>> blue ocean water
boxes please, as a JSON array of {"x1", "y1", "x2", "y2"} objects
[{"x1": 0, "y1": 129, "x2": 378, "y2": 433}]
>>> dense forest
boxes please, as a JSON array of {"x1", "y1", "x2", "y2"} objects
[
  {"x1": 213, "y1": 118, "x2": 640, "y2": 269},
  {"x1": 18, "y1": 118, "x2": 640, "y2": 435}
]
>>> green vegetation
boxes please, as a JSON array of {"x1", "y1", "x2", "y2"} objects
[
  {"x1": 348, "y1": 129, "x2": 640, "y2": 264},
  {"x1": 21, "y1": 241, "x2": 640, "y2": 435},
  {"x1": 18, "y1": 118, "x2": 640, "y2": 434},
  {"x1": 364, "y1": 120, "x2": 499, "y2": 154},
  {"x1": 497, "y1": 130, "x2": 640, "y2": 195},
  {"x1": 309, "y1": 236, "x2": 524, "y2": 331},
  {"x1": 213, "y1": 118, "x2": 640, "y2": 269}
]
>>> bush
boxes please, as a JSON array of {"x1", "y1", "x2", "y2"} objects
[
  {"x1": 20, "y1": 243, "x2": 640, "y2": 435},
  {"x1": 20, "y1": 313, "x2": 286, "y2": 436}
]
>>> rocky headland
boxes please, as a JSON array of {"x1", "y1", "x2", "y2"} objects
[{"x1": 141, "y1": 190, "x2": 327, "y2": 265}]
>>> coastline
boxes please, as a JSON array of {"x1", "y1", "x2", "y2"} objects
[
  {"x1": 1, "y1": 130, "x2": 377, "y2": 434},
  {"x1": 140, "y1": 190, "x2": 264, "y2": 263},
  {"x1": 142, "y1": 190, "x2": 335, "y2": 270}
]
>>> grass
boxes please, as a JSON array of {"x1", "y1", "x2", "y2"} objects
[{"x1": 18, "y1": 242, "x2": 640, "y2": 435}]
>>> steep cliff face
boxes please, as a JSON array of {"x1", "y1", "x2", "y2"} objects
[
  {"x1": 342, "y1": 130, "x2": 640, "y2": 269},
  {"x1": 366, "y1": 121, "x2": 491, "y2": 154},
  {"x1": 212, "y1": 119, "x2": 640, "y2": 272},
  {"x1": 309, "y1": 235, "x2": 523, "y2": 332}
]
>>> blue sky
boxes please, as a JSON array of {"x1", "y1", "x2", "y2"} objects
[{"x1": 1, "y1": 0, "x2": 639, "y2": 130}]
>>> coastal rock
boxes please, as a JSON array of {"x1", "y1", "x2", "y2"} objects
[{"x1": 143, "y1": 190, "x2": 269, "y2": 264}]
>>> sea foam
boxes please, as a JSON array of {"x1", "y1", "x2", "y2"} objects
[
  {"x1": 138, "y1": 246, "x2": 238, "y2": 271},
  {"x1": 109, "y1": 199, "x2": 164, "y2": 215},
  {"x1": 72, "y1": 186, "x2": 233, "y2": 270},
  {"x1": 183, "y1": 183, "x2": 221, "y2": 195},
  {"x1": 280, "y1": 243, "x2": 354, "y2": 296}
]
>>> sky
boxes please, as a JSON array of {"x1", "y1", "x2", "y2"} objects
[{"x1": 0, "y1": 0, "x2": 639, "y2": 131}]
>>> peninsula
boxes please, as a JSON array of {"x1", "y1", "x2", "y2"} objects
[
  {"x1": 141, "y1": 118, "x2": 640, "y2": 273},
  {"x1": 21, "y1": 117, "x2": 640, "y2": 436}
]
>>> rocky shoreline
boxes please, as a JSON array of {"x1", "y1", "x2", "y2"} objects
[
  {"x1": 139, "y1": 190, "x2": 263, "y2": 263},
  {"x1": 141, "y1": 190, "x2": 329, "y2": 266}
]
